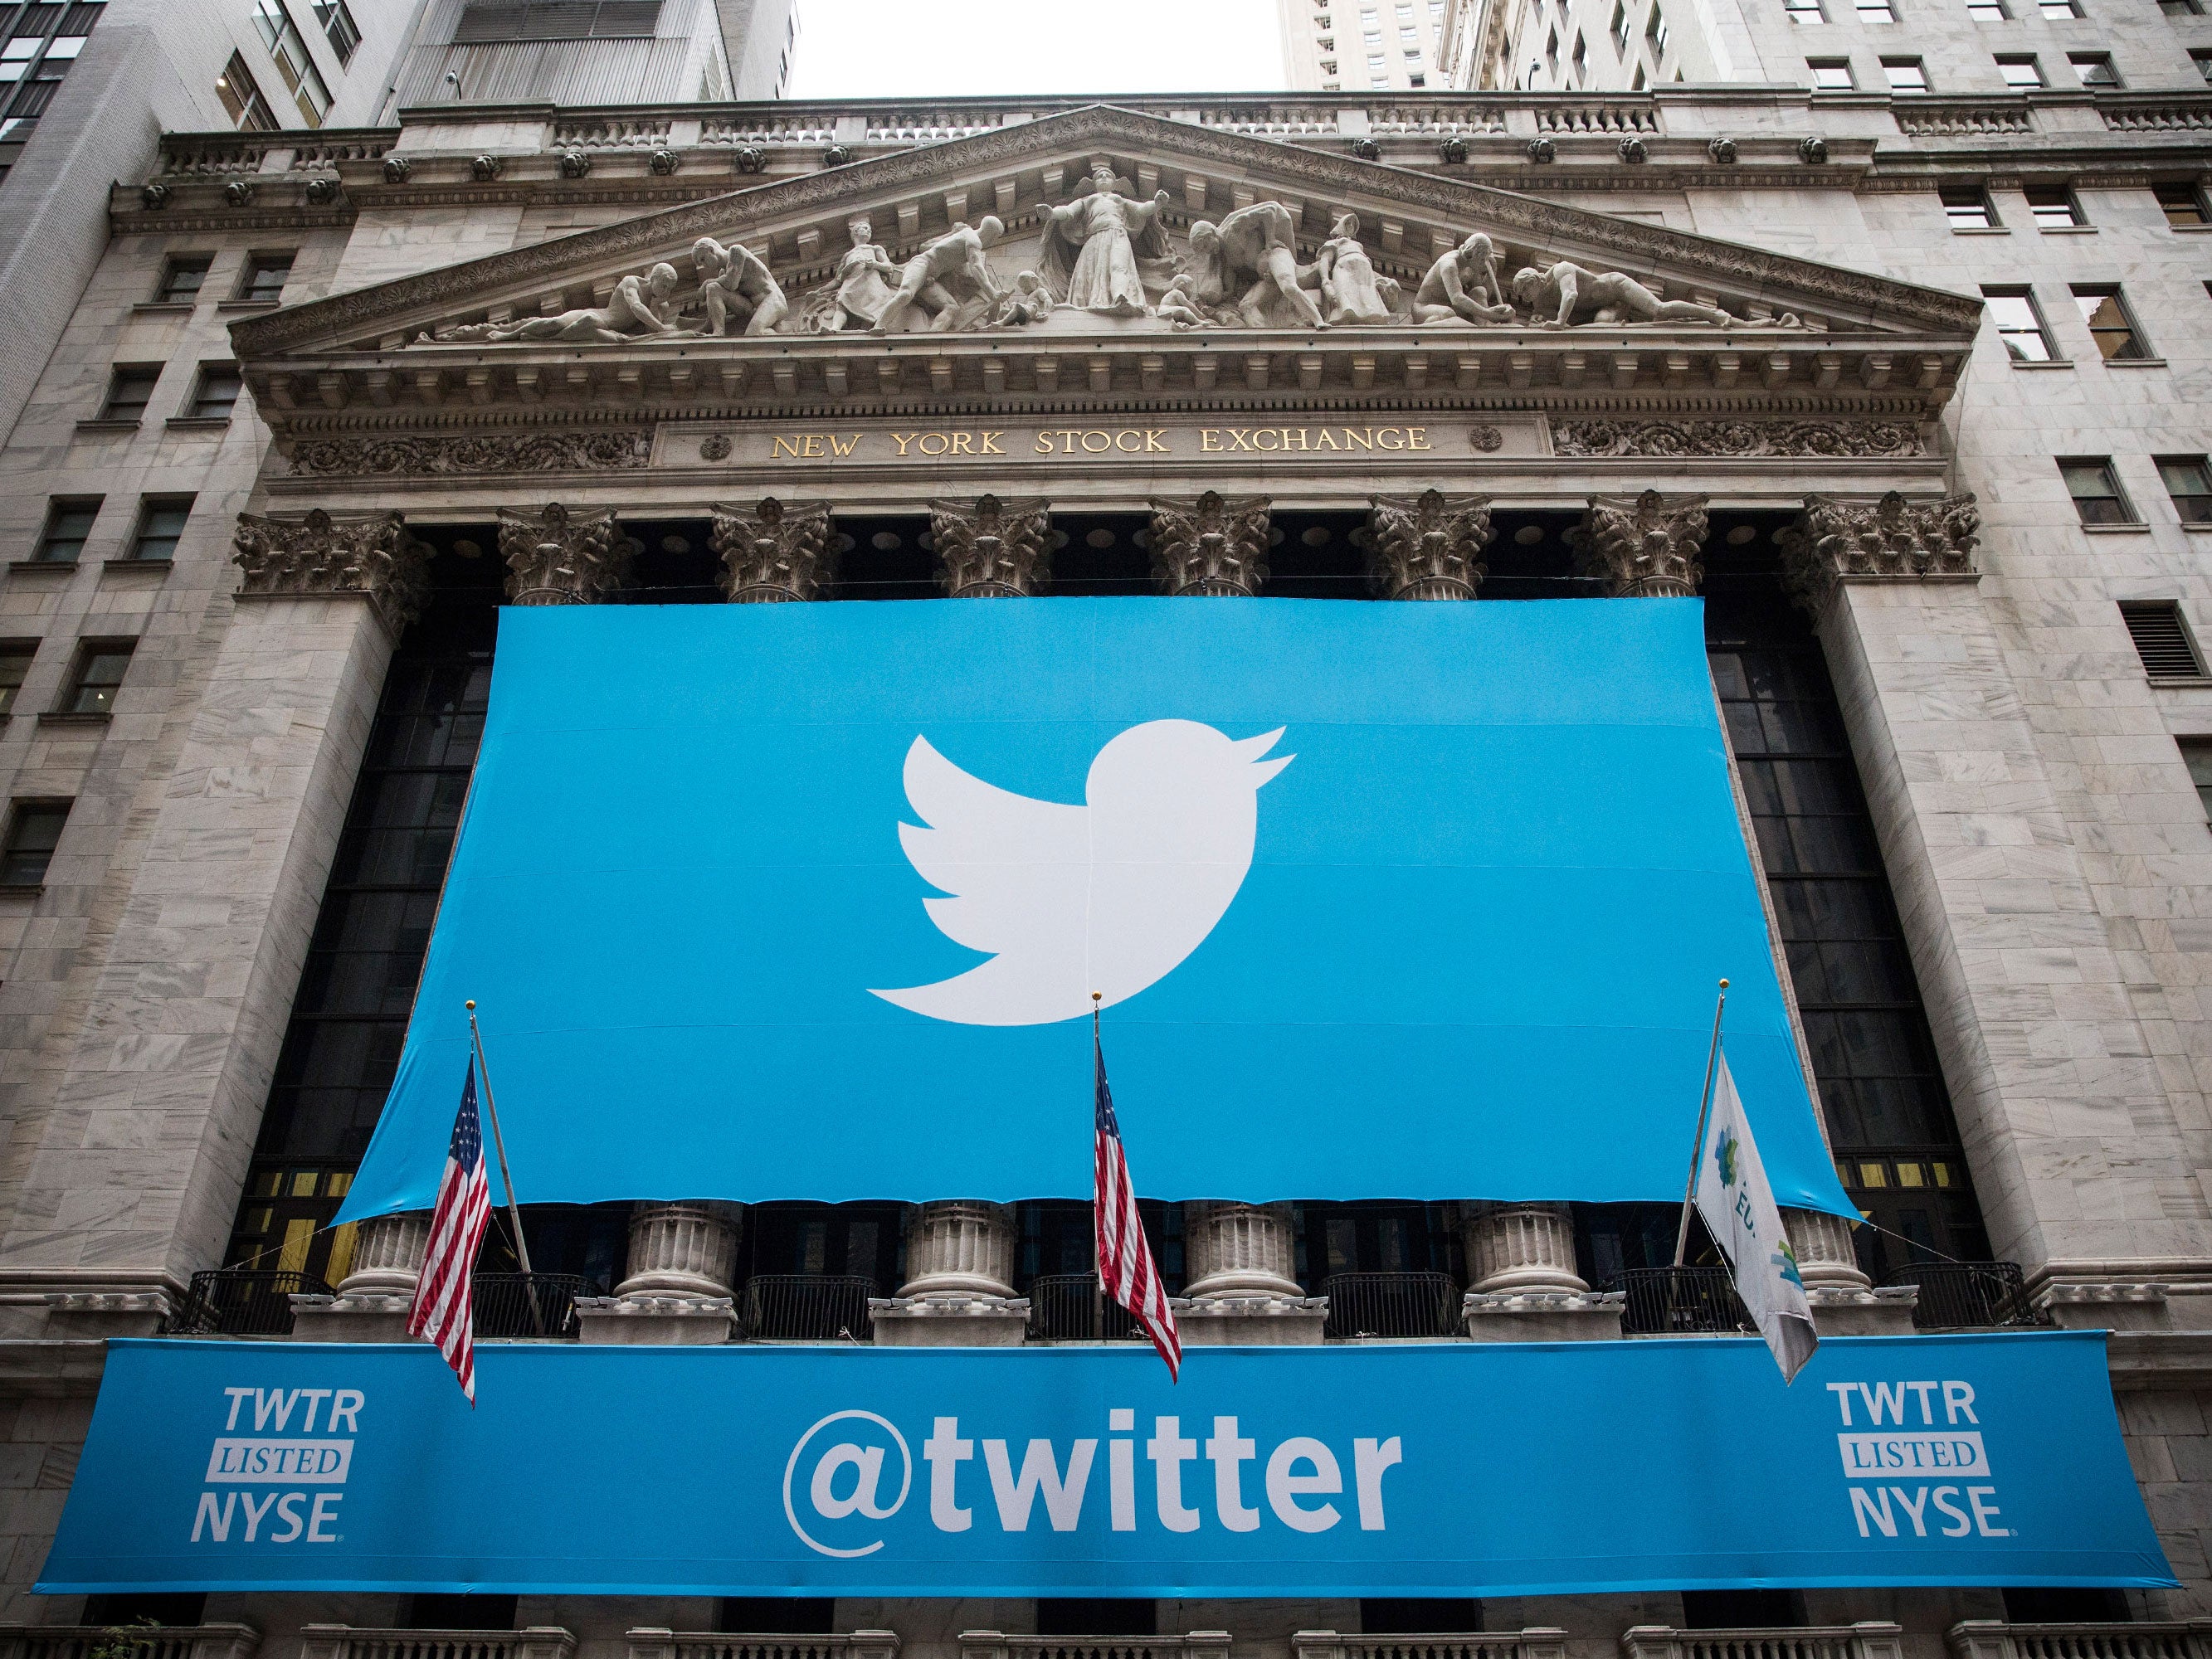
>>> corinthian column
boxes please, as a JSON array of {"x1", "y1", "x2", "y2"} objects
[
  {"x1": 1148, "y1": 492, "x2": 1270, "y2": 595},
  {"x1": 1570, "y1": 489, "x2": 1709, "y2": 596},
  {"x1": 578, "y1": 1202, "x2": 744, "y2": 1345},
  {"x1": 495, "y1": 502, "x2": 632, "y2": 605},
  {"x1": 1362, "y1": 489, "x2": 1493, "y2": 600},
  {"x1": 930, "y1": 494, "x2": 1051, "y2": 596},
  {"x1": 711, "y1": 498, "x2": 836, "y2": 601}
]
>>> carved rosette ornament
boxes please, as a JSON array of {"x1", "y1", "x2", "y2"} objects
[
  {"x1": 1777, "y1": 490, "x2": 1981, "y2": 611},
  {"x1": 930, "y1": 494, "x2": 1051, "y2": 597},
  {"x1": 709, "y1": 498, "x2": 836, "y2": 602},
  {"x1": 1147, "y1": 491, "x2": 1270, "y2": 596},
  {"x1": 1362, "y1": 489, "x2": 1494, "y2": 601},
  {"x1": 231, "y1": 508, "x2": 431, "y2": 629},
  {"x1": 495, "y1": 502, "x2": 631, "y2": 606},
  {"x1": 1570, "y1": 489, "x2": 1710, "y2": 597}
]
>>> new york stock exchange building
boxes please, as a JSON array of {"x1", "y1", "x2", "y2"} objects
[{"x1": 0, "y1": 67, "x2": 2210, "y2": 1659}]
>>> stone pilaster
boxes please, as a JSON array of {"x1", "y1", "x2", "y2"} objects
[
  {"x1": 1177, "y1": 1200, "x2": 1325, "y2": 1345},
  {"x1": 1570, "y1": 489, "x2": 1710, "y2": 596},
  {"x1": 874, "y1": 1200, "x2": 1026, "y2": 1347},
  {"x1": 577, "y1": 1201, "x2": 741, "y2": 1345},
  {"x1": 929, "y1": 494, "x2": 1051, "y2": 596},
  {"x1": 1776, "y1": 490, "x2": 1981, "y2": 612},
  {"x1": 1148, "y1": 491, "x2": 1270, "y2": 596},
  {"x1": 496, "y1": 502, "x2": 632, "y2": 606},
  {"x1": 710, "y1": 498, "x2": 837, "y2": 602},
  {"x1": 290, "y1": 1210, "x2": 430, "y2": 1342},
  {"x1": 1362, "y1": 489, "x2": 1493, "y2": 600},
  {"x1": 1459, "y1": 1201, "x2": 1625, "y2": 1342},
  {"x1": 0, "y1": 514, "x2": 430, "y2": 1314}
]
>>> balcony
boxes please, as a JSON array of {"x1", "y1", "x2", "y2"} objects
[
  {"x1": 472, "y1": 1272, "x2": 593, "y2": 1339},
  {"x1": 1948, "y1": 1623, "x2": 2212, "y2": 1659},
  {"x1": 1027, "y1": 1274, "x2": 1139, "y2": 1342},
  {"x1": 1882, "y1": 1262, "x2": 2041, "y2": 1330},
  {"x1": 1294, "y1": 1632, "x2": 1568, "y2": 1659},
  {"x1": 626, "y1": 1632, "x2": 898, "y2": 1659},
  {"x1": 1322, "y1": 1272, "x2": 1464, "y2": 1339},
  {"x1": 958, "y1": 1636, "x2": 1229, "y2": 1659},
  {"x1": 0, "y1": 1627, "x2": 261, "y2": 1659},
  {"x1": 1621, "y1": 1624, "x2": 1904, "y2": 1659},
  {"x1": 166, "y1": 1269, "x2": 333, "y2": 1336},
  {"x1": 1614, "y1": 1266, "x2": 1754, "y2": 1336},
  {"x1": 741, "y1": 1273, "x2": 875, "y2": 1341},
  {"x1": 299, "y1": 1630, "x2": 574, "y2": 1659}
]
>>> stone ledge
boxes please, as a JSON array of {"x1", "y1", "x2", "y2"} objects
[
  {"x1": 1464, "y1": 1288, "x2": 1624, "y2": 1341},
  {"x1": 1805, "y1": 1283, "x2": 1918, "y2": 1336},
  {"x1": 1174, "y1": 1294, "x2": 1328, "y2": 1345},
  {"x1": 290, "y1": 1292, "x2": 418, "y2": 1343},
  {"x1": 870, "y1": 1294, "x2": 1030, "y2": 1347},
  {"x1": 44, "y1": 1287, "x2": 175, "y2": 1339},
  {"x1": 2034, "y1": 1280, "x2": 2172, "y2": 1331},
  {"x1": 575, "y1": 1293, "x2": 735, "y2": 1345},
  {"x1": 2103, "y1": 1329, "x2": 2212, "y2": 1389}
]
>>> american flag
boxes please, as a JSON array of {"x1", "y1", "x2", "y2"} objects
[
  {"x1": 1094, "y1": 1023, "x2": 1181, "y2": 1381},
  {"x1": 407, "y1": 1060, "x2": 492, "y2": 1403}
]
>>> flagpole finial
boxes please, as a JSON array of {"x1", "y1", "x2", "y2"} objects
[
  {"x1": 465, "y1": 1000, "x2": 476, "y2": 1011},
  {"x1": 1093, "y1": 991, "x2": 1102, "y2": 1004},
  {"x1": 1718, "y1": 979, "x2": 1728, "y2": 990}
]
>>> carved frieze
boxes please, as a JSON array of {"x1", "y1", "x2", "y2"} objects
[
  {"x1": 1777, "y1": 490, "x2": 1981, "y2": 610},
  {"x1": 930, "y1": 494, "x2": 1051, "y2": 596},
  {"x1": 1148, "y1": 492, "x2": 1271, "y2": 596},
  {"x1": 288, "y1": 431, "x2": 651, "y2": 477},
  {"x1": 232, "y1": 508, "x2": 431, "y2": 628},
  {"x1": 1551, "y1": 418, "x2": 1923, "y2": 459},
  {"x1": 1571, "y1": 489, "x2": 1710, "y2": 597},
  {"x1": 496, "y1": 503, "x2": 631, "y2": 606},
  {"x1": 1362, "y1": 489, "x2": 1494, "y2": 601},
  {"x1": 709, "y1": 498, "x2": 836, "y2": 602}
]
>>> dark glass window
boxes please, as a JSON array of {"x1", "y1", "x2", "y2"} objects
[
  {"x1": 2073, "y1": 285, "x2": 2151, "y2": 359},
  {"x1": 311, "y1": 0, "x2": 358, "y2": 60},
  {"x1": 738, "y1": 1200, "x2": 905, "y2": 1292},
  {"x1": 2154, "y1": 182, "x2": 2208, "y2": 227},
  {"x1": 129, "y1": 495, "x2": 190, "y2": 560},
  {"x1": 155, "y1": 255, "x2": 212, "y2": 302},
  {"x1": 33, "y1": 497, "x2": 98, "y2": 562},
  {"x1": 2158, "y1": 455, "x2": 2212, "y2": 525},
  {"x1": 0, "y1": 644, "x2": 32, "y2": 715},
  {"x1": 1683, "y1": 1590, "x2": 1806, "y2": 1629},
  {"x1": 1, "y1": 800, "x2": 69, "y2": 885},
  {"x1": 62, "y1": 640, "x2": 132, "y2": 714},
  {"x1": 2061, "y1": 456, "x2": 2136, "y2": 523},
  {"x1": 1942, "y1": 184, "x2": 1995, "y2": 228},
  {"x1": 405, "y1": 1595, "x2": 515, "y2": 1631},
  {"x1": 1362, "y1": 1601, "x2": 1483, "y2": 1633},
  {"x1": 1037, "y1": 1602, "x2": 1155, "y2": 1637},
  {"x1": 237, "y1": 252, "x2": 292, "y2": 302},
  {"x1": 2067, "y1": 49, "x2": 2120, "y2": 85},
  {"x1": 1981, "y1": 288, "x2": 2056, "y2": 361},
  {"x1": 82, "y1": 1595, "x2": 206, "y2": 1627},
  {"x1": 215, "y1": 50, "x2": 276, "y2": 130},
  {"x1": 186, "y1": 364, "x2": 241, "y2": 419},
  {"x1": 1294, "y1": 1200, "x2": 1459, "y2": 1290},
  {"x1": 2182, "y1": 740, "x2": 2212, "y2": 825},
  {"x1": 716, "y1": 1601, "x2": 835, "y2": 1636},
  {"x1": 2024, "y1": 183, "x2": 2083, "y2": 226},
  {"x1": 100, "y1": 364, "x2": 158, "y2": 421}
]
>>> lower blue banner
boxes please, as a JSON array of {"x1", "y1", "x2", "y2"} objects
[{"x1": 40, "y1": 1332, "x2": 2171, "y2": 1597}]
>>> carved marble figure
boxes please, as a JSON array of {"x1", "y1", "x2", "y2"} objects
[
  {"x1": 873, "y1": 216, "x2": 1006, "y2": 334},
  {"x1": 1156, "y1": 272, "x2": 1219, "y2": 329},
  {"x1": 814, "y1": 216, "x2": 901, "y2": 333},
  {"x1": 691, "y1": 236, "x2": 787, "y2": 337},
  {"x1": 1186, "y1": 202, "x2": 1328, "y2": 330},
  {"x1": 1508, "y1": 261, "x2": 1734, "y2": 328},
  {"x1": 433, "y1": 264, "x2": 692, "y2": 343},
  {"x1": 1313, "y1": 212, "x2": 1399, "y2": 325},
  {"x1": 992, "y1": 270, "x2": 1055, "y2": 327},
  {"x1": 1413, "y1": 232, "x2": 1516, "y2": 325},
  {"x1": 1041, "y1": 160, "x2": 1174, "y2": 316}
]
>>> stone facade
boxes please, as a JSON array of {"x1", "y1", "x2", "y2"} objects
[{"x1": 0, "y1": 64, "x2": 2205, "y2": 1659}]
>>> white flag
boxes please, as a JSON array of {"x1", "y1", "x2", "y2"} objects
[{"x1": 1694, "y1": 1051, "x2": 1820, "y2": 1383}]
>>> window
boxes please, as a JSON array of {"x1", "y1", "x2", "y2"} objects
[
  {"x1": 215, "y1": 50, "x2": 275, "y2": 129},
  {"x1": 310, "y1": 0, "x2": 357, "y2": 61},
  {"x1": 185, "y1": 364, "x2": 242, "y2": 420},
  {"x1": 32, "y1": 498, "x2": 99, "y2": 563},
  {"x1": 2073, "y1": 285, "x2": 2151, "y2": 359},
  {"x1": 454, "y1": 0, "x2": 656, "y2": 34},
  {"x1": 2060, "y1": 457, "x2": 2136, "y2": 525},
  {"x1": 1984, "y1": 287, "x2": 2058, "y2": 359},
  {"x1": 2166, "y1": 0, "x2": 2204, "y2": 12},
  {"x1": 2193, "y1": 49, "x2": 2212, "y2": 85},
  {"x1": 1, "y1": 801, "x2": 70, "y2": 886},
  {"x1": 1785, "y1": 0, "x2": 1825, "y2": 20},
  {"x1": 2065, "y1": 49, "x2": 2119, "y2": 85},
  {"x1": 0, "y1": 645, "x2": 32, "y2": 716},
  {"x1": 1859, "y1": 0, "x2": 1897, "y2": 17},
  {"x1": 1647, "y1": 6, "x2": 1669, "y2": 48},
  {"x1": 1965, "y1": 0, "x2": 2005, "y2": 16},
  {"x1": 1612, "y1": 1, "x2": 1630, "y2": 47},
  {"x1": 2024, "y1": 183, "x2": 2082, "y2": 226},
  {"x1": 60, "y1": 640, "x2": 131, "y2": 715},
  {"x1": 236, "y1": 251, "x2": 292, "y2": 303},
  {"x1": 1545, "y1": 27, "x2": 1558, "y2": 64},
  {"x1": 1942, "y1": 183, "x2": 1997, "y2": 227},
  {"x1": 1995, "y1": 52, "x2": 2044, "y2": 86},
  {"x1": 2154, "y1": 182, "x2": 2208, "y2": 227},
  {"x1": 2183, "y1": 741, "x2": 2212, "y2": 825},
  {"x1": 2157, "y1": 456, "x2": 2212, "y2": 525},
  {"x1": 1810, "y1": 56, "x2": 1854, "y2": 86},
  {"x1": 1571, "y1": 31, "x2": 1586, "y2": 73},
  {"x1": 1884, "y1": 56, "x2": 1929, "y2": 88},
  {"x1": 251, "y1": 0, "x2": 331, "y2": 124},
  {"x1": 127, "y1": 496, "x2": 191, "y2": 561},
  {"x1": 2036, "y1": 0, "x2": 2078, "y2": 12},
  {"x1": 99, "y1": 363, "x2": 158, "y2": 421},
  {"x1": 2118, "y1": 601, "x2": 2204, "y2": 677},
  {"x1": 154, "y1": 255, "x2": 212, "y2": 303}
]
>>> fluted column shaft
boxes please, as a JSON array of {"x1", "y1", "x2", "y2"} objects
[
  {"x1": 897, "y1": 1200, "x2": 1017, "y2": 1299},
  {"x1": 615, "y1": 1202, "x2": 743, "y2": 1298},
  {"x1": 1461, "y1": 1201, "x2": 1588, "y2": 1293},
  {"x1": 335, "y1": 1210, "x2": 431, "y2": 1297},
  {"x1": 1182, "y1": 1200, "x2": 1302, "y2": 1298},
  {"x1": 1784, "y1": 1205, "x2": 1874, "y2": 1291}
]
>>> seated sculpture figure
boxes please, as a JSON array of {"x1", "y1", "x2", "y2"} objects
[
  {"x1": 1313, "y1": 212, "x2": 1400, "y2": 325},
  {"x1": 692, "y1": 236, "x2": 788, "y2": 337},
  {"x1": 1509, "y1": 260, "x2": 1734, "y2": 328},
  {"x1": 1186, "y1": 202, "x2": 1328, "y2": 329},
  {"x1": 434, "y1": 264, "x2": 691, "y2": 343},
  {"x1": 873, "y1": 216, "x2": 1006, "y2": 334},
  {"x1": 1413, "y1": 232, "x2": 1516, "y2": 325}
]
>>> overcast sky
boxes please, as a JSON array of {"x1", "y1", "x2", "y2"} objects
[{"x1": 787, "y1": 0, "x2": 1287, "y2": 99}]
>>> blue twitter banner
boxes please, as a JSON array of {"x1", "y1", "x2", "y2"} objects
[
  {"x1": 340, "y1": 596, "x2": 1856, "y2": 1219},
  {"x1": 40, "y1": 1334, "x2": 2171, "y2": 1596}
]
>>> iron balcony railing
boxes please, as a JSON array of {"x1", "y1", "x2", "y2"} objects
[
  {"x1": 1322, "y1": 1272, "x2": 1464, "y2": 1339},
  {"x1": 167, "y1": 1269, "x2": 333, "y2": 1336},
  {"x1": 740, "y1": 1273, "x2": 875, "y2": 1342},
  {"x1": 1883, "y1": 1261, "x2": 2039, "y2": 1329},
  {"x1": 1615, "y1": 1266, "x2": 1755, "y2": 1335},
  {"x1": 1026, "y1": 1273, "x2": 1139, "y2": 1341},
  {"x1": 471, "y1": 1272, "x2": 592, "y2": 1339}
]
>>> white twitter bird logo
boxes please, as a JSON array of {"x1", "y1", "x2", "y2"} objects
[{"x1": 870, "y1": 719, "x2": 1294, "y2": 1026}]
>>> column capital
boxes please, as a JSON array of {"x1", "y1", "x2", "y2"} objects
[
  {"x1": 930, "y1": 494, "x2": 1051, "y2": 596},
  {"x1": 496, "y1": 502, "x2": 632, "y2": 606},
  {"x1": 710, "y1": 497, "x2": 836, "y2": 602},
  {"x1": 1571, "y1": 489, "x2": 1709, "y2": 597},
  {"x1": 1362, "y1": 489, "x2": 1493, "y2": 600},
  {"x1": 232, "y1": 508, "x2": 431, "y2": 629},
  {"x1": 1148, "y1": 490, "x2": 1270, "y2": 596},
  {"x1": 1778, "y1": 490, "x2": 1981, "y2": 612}
]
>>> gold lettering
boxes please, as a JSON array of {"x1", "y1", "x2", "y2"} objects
[
  {"x1": 1145, "y1": 430, "x2": 1168, "y2": 452},
  {"x1": 772, "y1": 435, "x2": 801, "y2": 459},
  {"x1": 950, "y1": 432, "x2": 975, "y2": 455},
  {"x1": 1055, "y1": 430, "x2": 1080, "y2": 454},
  {"x1": 1346, "y1": 428, "x2": 1375, "y2": 451},
  {"x1": 827, "y1": 434, "x2": 860, "y2": 458},
  {"x1": 801, "y1": 435, "x2": 826, "y2": 457},
  {"x1": 918, "y1": 432, "x2": 950, "y2": 456},
  {"x1": 1285, "y1": 428, "x2": 1308, "y2": 450},
  {"x1": 982, "y1": 431, "x2": 1006, "y2": 455},
  {"x1": 1226, "y1": 429, "x2": 1255, "y2": 451},
  {"x1": 1314, "y1": 428, "x2": 1340, "y2": 450},
  {"x1": 1114, "y1": 430, "x2": 1144, "y2": 453},
  {"x1": 1080, "y1": 431, "x2": 1111, "y2": 453},
  {"x1": 890, "y1": 433, "x2": 917, "y2": 456},
  {"x1": 1035, "y1": 432, "x2": 1057, "y2": 455},
  {"x1": 1376, "y1": 428, "x2": 1406, "y2": 450},
  {"x1": 1253, "y1": 429, "x2": 1280, "y2": 450},
  {"x1": 1201, "y1": 430, "x2": 1222, "y2": 451},
  {"x1": 1408, "y1": 427, "x2": 1431, "y2": 451}
]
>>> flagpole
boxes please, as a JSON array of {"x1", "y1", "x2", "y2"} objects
[
  {"x1": 1671, "y1": 979, "x2": 1729, "y2": 1269},
  {"x1": 465, "y1": 1000, "x2": 543, "y2": 1335},
  {"x1": 1091, "y1": 991, "x2": 1106, "y2": 1343}
]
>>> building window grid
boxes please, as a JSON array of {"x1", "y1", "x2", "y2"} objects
[
  {"x1": 2192, "y1": 48, "x2": 2212, "y2": 85},
  {"x1": 309, "y1": 0, "x2": 357, "y2": 61},
  {"x1": 2154, "y1": 182, "x2": 2209, "y2": 227},
  {"x1": 155, "y1": 255, "x2": 212, "y2": 303},
  {"x1": 32, "y1": 498, "x2": 98, "y2": 563},
  {"x1": 61, "y1": 640, "x2": 132, "y2": 715},
  {"x1": 100, "y1": 363, "x2": 158, "y2": 421},
  {"x1": 250, "y1": 0, "x2": 330, "y2": 124},
  {"x1": 2024, "y1": 183, "x2": 2083, "y2": 226},
  {"x1": 2061, "y1": 456, "x2": 2139, "y2": 524},
  {"x1": 2072, "y1": 285, "x2": 2151, "y2": 360},
  {"x1": 2156, "y1": 456, "x2": 2212, "y2": 525},
  {"x1": 0, "y1": 800, "x2": 70, "y2": 887},
  {"x1": 0, "y1": 645, "x2": 32, "y2": 716},
  {"x1": 215, "y1": 49, "x2": 277, "y2": 130},
  {"x1": 128, "y1": 496, "x2": 192, "y2": 561},
  {"x1": 0, "y1": 0, "x2": 97, "y2": 120},
  {"x1": 1942, "y1": 183, "x2": 1997, "y2": 227},
  {"x1": 237, "y1": 251, "x2": 292, "y2": 303},
  {"x1": 186, "y1": 363, "x2": 243, "y2": 420}
]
